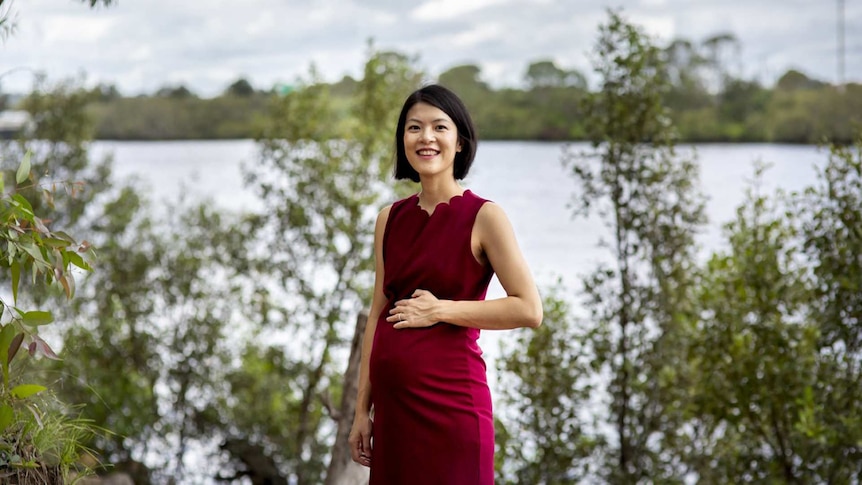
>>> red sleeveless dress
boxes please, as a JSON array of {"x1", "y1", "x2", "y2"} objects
[{"x1": 369, "y1": 190, "x2": 495, "y2": 485}]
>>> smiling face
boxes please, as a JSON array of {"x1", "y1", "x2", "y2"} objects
[{"x1": 402, "y1": 102, "x2": 462, "y2": 181}]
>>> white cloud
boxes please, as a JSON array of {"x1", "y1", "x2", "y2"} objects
[
  {"x1": 0, "y1": 0, "x2": 858, "y2": 96},
  {"x1": 635, "y1": 14, "x2": 676, "y2": 40},
  {"x1": 410, "y1": 0, "x2": 507, "y2": 21},
  {"x1": 450, "y1": 23, "x2": 505, "y2": 48},
  {"x1": 40, "y1": 15, "x2": 114, "y2": 43}
]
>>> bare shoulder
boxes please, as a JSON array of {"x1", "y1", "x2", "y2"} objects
[
  {"x1": 476, "y1": 201, "x2": 513, "y2": 233},
  {"x1": 376, "y1": 204, "x2": 393, "y2": 228}
]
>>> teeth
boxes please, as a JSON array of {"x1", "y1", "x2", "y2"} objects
[{"x1": 418, "y1": 149, "x2": 438, "y2": 155}]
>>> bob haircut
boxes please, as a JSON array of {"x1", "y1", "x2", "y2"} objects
[{"x1": 394, "y1": 84, "x2": 478, "y2": 182}]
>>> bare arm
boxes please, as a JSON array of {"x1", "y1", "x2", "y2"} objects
[
  {"x1": 348, "y1": 204, "x2": 390, "y2": 466},
  {"x1": 387, "y1": 202, "x2": 542, "y2": 330}
]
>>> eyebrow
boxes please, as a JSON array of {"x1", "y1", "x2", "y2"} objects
[{"x1": 406, "y1": 118, "x2": 452, "y2": 124}]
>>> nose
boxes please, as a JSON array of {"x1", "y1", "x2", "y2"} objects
[{"x1": 419, "y1": 127, "x2": 435, "y2": 142}]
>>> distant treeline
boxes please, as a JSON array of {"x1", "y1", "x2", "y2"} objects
[{"x1": 24, "y1": 36, "x2": 862, "y2": 144}]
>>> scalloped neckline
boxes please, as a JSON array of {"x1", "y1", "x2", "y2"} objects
[{"x1": 414, "y1": 189, "x2": 471, "y2": 217}]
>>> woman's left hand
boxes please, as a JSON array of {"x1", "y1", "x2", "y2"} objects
[{"x1": 388, "y1": 289, "x2": 440, "y2": 329}]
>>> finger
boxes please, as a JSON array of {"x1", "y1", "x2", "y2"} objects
[
  {"x1": 350, "y1": 440, "x2": 361, "y2": 463},
  {"x1": 362, "y1": 433, "x2": 372, "y2": 459},
  {"x1": 412, "y1": 289, "x2": 427, "y2": 297}
]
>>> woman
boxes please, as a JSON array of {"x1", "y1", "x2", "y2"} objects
[{"x1": 348, "y1": 84, "x2": 542, "y2": 484}]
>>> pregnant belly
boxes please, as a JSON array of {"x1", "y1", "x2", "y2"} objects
[{"x1": 369, "y1": 319, "x2": 488, "y2": 404}]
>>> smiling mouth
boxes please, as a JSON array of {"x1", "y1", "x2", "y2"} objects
[{"x1": 417, "y1": 149, "x2": 439, "y2": 156}]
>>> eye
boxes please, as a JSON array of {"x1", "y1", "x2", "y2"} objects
[
  {"x1": 435, "y1": 124, "x2": 449, "y2": 131},
  {"x1": 407, "y1": 124, "x2": 420, "y2": 131}
]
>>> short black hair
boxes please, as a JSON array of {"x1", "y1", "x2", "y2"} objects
[{"x1": 394, "y1": 84, "x2": 477, "y2": 182}]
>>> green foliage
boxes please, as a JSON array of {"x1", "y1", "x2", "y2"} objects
[
  {"x1": 563, "y1": 9, "x2": 706, "y2": 482},
  {"x1": 776, "y1": 69, "x2": 827, "y2": 91},
  {"x1": 224, "y1": 78, "x2": 256, "y2": 97},
  {"x1": 792, "y1": 139, "x2": 862, "y2": 479},
  {"x1": 689, "y1": 165, "x2": 820, "y2": 482},
  {"x1": 0, "y1": 152, "x2": 96, "y2": 481},
  {"x1": 676, "y1": 146, "x2": 862, "y2": 481},
  {"x1": 88, "y1": 93, "x2": 272, "y2": 140},
  {"x1": 55, "y1": 190, "x2": 245, "y2": 482},
  {"x1": 524, "y1": 60, "x2": 587, "y2": 90},
  {"x1": 496, "y1": 288, "x2": 602, "y2": 484}
]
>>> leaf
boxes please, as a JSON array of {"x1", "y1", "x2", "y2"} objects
[
  {"x1": 11, "y1": 260, "x2": 19, "y2": 305},
  {"x1": 0, "y1": 325, "x2": 15, "y2": 387},
  {"x1": 20, "y1": 242, "x2": 44, "y2": 265},
  {"x1": 52, "y1": 231, "x2": 77, "y2": 243},
  {"x1": 11, "y1": 194, "x2": 33, "y2": 216},
  {"x1": 0, "y1": 405, "x2": 12, "y2": 434},
  {"x1": 66, "y1": 251, "x2": 92, "y2": 271},
  {"x1": 32, "y1": 217, "x2": 50, "y2": 235},
  {"x1": 7, "y1": 333, "x2": 23, "y2": 364},
  {"x1": 22, "y1": 311, "x2": 53, "y2": 326},
  {"x1": 31, "y1": 336, "x2": 60, "y2": 361},
  {"x1": 16, "y1": 151, "x2": 31, "y2": 185},
  {"x1": 59, "y1": 275, "x2": 72, "y2": 299},
  {"x1": 43, "y1": 238, "x2": 72, "y2": 248},
  {"x1": 10, "y1": 384, "x2": 46, "y2": 399}
]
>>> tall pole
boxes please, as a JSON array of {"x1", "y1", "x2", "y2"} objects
[{"x1": 838, "y1": 0, "x2": 846, "y2": 92}]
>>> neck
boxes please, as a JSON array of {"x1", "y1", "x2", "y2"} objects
[{"x1": 418, "y1": 177, "x2": 463, "y2": 206}]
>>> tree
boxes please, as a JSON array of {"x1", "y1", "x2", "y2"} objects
[
  {"x1": 437, "y1": 64, "x2": 490, "y2": 108},
  {"x1": 661, "y1": 38, "x2": 712, "y2": 111},
  {"x1": 225, "y1": 77, "x2": 255, "y2": 97},
  {"x1": 687, "y1": 165, "x2": 820, "y2": 482},
  {"x1": 155, "y1": 84, "x2": 196, "y2": 99},
  {"x1": 564, "y1": 9, "x2": 706, "y2": 482},
  {"x1": 55, "y1": 192, "x2": 247, "y2": 484},
  {"x1": 701, "y1": 32, "x2": 739, "y2": 94},
  {"x1": 792, "y1": 138, "x2": 862, "y2": 480},
  {"x1": 524, "y1": 60, "x2": 586, "y2": 90},
  {"x1": 438, "y1": 64, "x2": 486, "y2": 91},
  {"x1": 775, "y1": 69, "x2": 826, "y2": 91},
  {"x1": 496, "y1": 289, "x2": 602, "y2": 483}
]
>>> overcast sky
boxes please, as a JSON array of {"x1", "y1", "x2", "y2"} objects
[{"x1": 1, "y1": 0, "x2": 860, "y2": 97}]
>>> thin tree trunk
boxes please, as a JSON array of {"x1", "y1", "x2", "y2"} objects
[{"x1": 325, "y1": 310, "x2": 370, "y2": 485}]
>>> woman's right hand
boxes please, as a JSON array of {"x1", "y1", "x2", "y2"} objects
[{"x1": 348, "y1": 414, "x2": 373, "y2": 467}]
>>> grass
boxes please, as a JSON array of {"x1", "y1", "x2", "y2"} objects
[{"x1": 0, "y1": 391, "x2": 100, "y2": 484}]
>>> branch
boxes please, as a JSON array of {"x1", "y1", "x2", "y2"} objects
[{"x1": 320, "y1": 389, "x2": 341, "y2": 422}]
